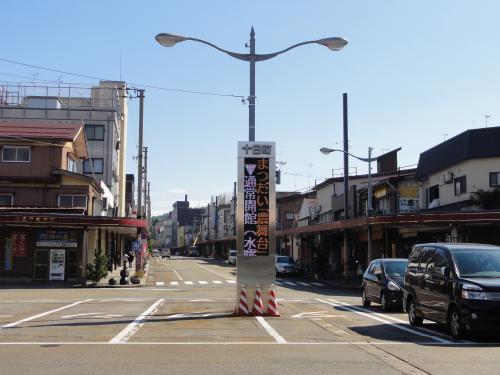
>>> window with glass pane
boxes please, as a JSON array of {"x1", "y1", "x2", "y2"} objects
[
  {"x1": 454, "y1": 176, "x2": 466, "y2": 196},
  {"x1": 73, "y1": 196, "x2": 87, "y2": 208},
  {"x1": 85, "y1": 125, "x2": 104, "y2": 140},
  {"x1": 490, "y1": 172, "x2": 500, "y2": 187},
  {"x1": 17, "y1": 148, "x2": 30, "y2": 161},
  {"x1": 67, "y1": 158, "x2": 77, "y2": 172},
  {"x1": 2, "y1": 147, "x2": 16, "y2": 161},
  {"x1": 83, "y1": 159, "x2": 103, "y2": 174},
  {"x1": 59, "y1": 195, "x2": 73, "y2": 207},
  {"x1": 0, "y1": 194, "x2": 13, "y2": 206}
]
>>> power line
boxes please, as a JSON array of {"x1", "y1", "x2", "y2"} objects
[{"x1": 0, "y1": 57, "x2": 245, "y2": 99}]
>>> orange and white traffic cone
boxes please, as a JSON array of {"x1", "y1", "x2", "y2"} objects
[
  {"x1": 266, "y1": 284, "x2": 280, "y2": 316},
  {"x1": 235, "y1": 287, "x2": 249, "y2": 316},
  {"x1": 252, "y1": 287, "x2": 264, "y2": 316}
]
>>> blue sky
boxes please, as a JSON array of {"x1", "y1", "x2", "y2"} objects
[{"x1": 2, "y1": 1, "x2": 500, "y2": 215}]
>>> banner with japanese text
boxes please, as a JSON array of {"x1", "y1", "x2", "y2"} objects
[{"x1": 237, "y1": 141, "x2": 276, "y2": 258}]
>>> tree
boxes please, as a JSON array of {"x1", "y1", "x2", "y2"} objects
[
  {"x1": 470, "y1": 188, "x2": 500, "y2": 210},
  {"x1": 86, "y1": 248, "x2": 108, "y2": 286}
]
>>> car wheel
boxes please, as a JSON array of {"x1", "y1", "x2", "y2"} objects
[
  {"x1": 362, "y1": 289, "x2": 371, "y2": 307},
  {"x1": 380, "y1": 292, "x2": 388, "y2": 311},
  {"x1": 448, "y1": 306, "x2": 465, "y2": 339},
  {"x1": 408, "y1": 298, "x2": 423, "y2": 326}
]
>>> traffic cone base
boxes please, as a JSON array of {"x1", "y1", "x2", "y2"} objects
[
  {"x1": 235, "y1": 287, "x2": 249, "y2": 316},
  {"x1": 252, "y1": 288, "x2": 264, "y2": 316},
  {"x1": 266, "y1": 285, "x2": 280, "y2": 316}
]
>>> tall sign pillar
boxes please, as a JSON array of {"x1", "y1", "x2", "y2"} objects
[{"x1": 236, "y1": 141, "x2": 276, "y2": 314}]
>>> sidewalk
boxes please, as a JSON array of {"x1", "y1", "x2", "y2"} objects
[{"x1": 92, "y1": 259, "x2": 150, "y2": 288}]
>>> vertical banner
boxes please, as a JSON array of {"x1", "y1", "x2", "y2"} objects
[
  {"x1": 4, "y1": 237, "x2": 12, "y2": 271},
  {"x1": 49, "y1": 249, "x2": 65, "y2": 281},
  {"x1": 237, "y1": 141, "x2": 276, "y2": 289}
]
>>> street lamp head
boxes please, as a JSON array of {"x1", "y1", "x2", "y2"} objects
[
  {"x1": 317, "y1": 37, "x2": 348, "y2": 51},
  {"x1": 155, "y1": 33, "x2": 188, "y2": 47},
  {"x1": 320, "y1": 147, "x2": 335, "y2": 155}
]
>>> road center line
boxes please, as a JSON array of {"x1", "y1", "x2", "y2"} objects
[
  {"x1": 172, "y1": 269, "x2": 183, "y2": 280},
  {"x1": 196, "y1": 263, "x2": 231, "y2": 279},
  {"x1": 316, "y1": 298, "x2": 451, "y2": 344},
  {"x1": 109, "y1": 298, "x2": 164, "y2": 344},
  {"x1": 0, "y1": 299, "x2": 93, "y2": 329},
  {"x1": 255, "y1": 316, "x2": 287, "y2": 344}
]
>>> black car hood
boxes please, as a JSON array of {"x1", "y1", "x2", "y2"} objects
[
  {"x1": 388, "y1": 276, "x2": 405, "y2": 289},
  {"x1": 461, "y1": 278, "x2": 500, "y2": 292}
]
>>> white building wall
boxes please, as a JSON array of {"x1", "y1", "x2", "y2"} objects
[{"x1": 422, "y1": 157, "x2": 500, "y2": 207}]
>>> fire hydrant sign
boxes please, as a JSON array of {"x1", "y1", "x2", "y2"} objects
[{"x1": 237, "y1": 141, "x2": 276, "y2": 290}]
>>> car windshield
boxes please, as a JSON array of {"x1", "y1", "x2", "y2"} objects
[
  {"x1": 277, "y1": 256, "x2": 293, "y2": 264},
  {"x1": 383, "y1": 261, "x2": 407, "y2": 277},
  {"x1": 453, "y1": 249, "x2": 500, "y2": 278}
]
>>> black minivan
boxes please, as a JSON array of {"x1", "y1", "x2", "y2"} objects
[{"x1": 404, "y1": 243, "x2": 500, "y2": 338}]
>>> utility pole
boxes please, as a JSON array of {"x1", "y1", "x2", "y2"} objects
[
  {"x1": 343, "y1": 93, "x2": 350, "y2": 284},
  {"x1": 143, "y1": 146, "x2": 148, "y2": 222},
  {"x1": 137, "y1": 89, "x2": 145, "y2": 219},
  {"x1": 147, "y1": 182, "x2": 151, "y2": 224}
]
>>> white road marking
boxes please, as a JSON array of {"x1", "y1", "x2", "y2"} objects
[
  {"x1": 172, "y1": 269, "x2": 183, "y2": 281},
  {"x1": 311, "y1": 282, "x2": 325, "y2": 286},
  {"x1": 255, "y1": 316, "x2": 287, "y2": 344},
  {"x1": 284, "y1": 281, "x2": 297, "y2": 286},
  {"x1": 198, "y1": 281, "x2": 208, "y2": 285},
  {"x1": 332, "y1": 299, "x2": 474, "y2": 344},
  {"x1": 170, "y1": 281, "x2": 179, "y2": 286},
  {"x1": 109, "y1": 298, "x2": 164, "y2": 344},
  {"x1": 212, "y1": 280, "x2": 223, "y2": 284},
  {"x1": 62, "y1": 313, "x2": 123, "y2": 319},
  {"x1": 316, "y1": 298, "x2": 452, "y2": 344},
  {"x1": 226, "y1": 279, "x2": 236, "y2": 284},
  {"x1": 189, "y1": 299, "x2": 214, "y2": 302},
  {"x1": 196, "y1": 263, "x2": 231, "y2": 279},
  {"x1": 297, "y1": 282, "x2": 311, "y2": 286},
  {"x1": 275, "y1": 281, "x2": 283, "y2": 285},
  {"x1": 291, "y1": 311, "x2": 345, "y2": 318},
  {"x1": 0, "y1": 299, "x2": 93, "y2": 329},
  {"x1": 184, "y1": 281, "x2": 194, "y2": 285},
  {"x1": 155, "y1": 282, "x2": 165, "y2": 286}
]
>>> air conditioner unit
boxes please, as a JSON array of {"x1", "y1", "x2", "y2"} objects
[{"x1": 442, "y1": 171, "x2": 454, "y2": 183}]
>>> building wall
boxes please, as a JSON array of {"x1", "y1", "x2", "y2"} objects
[
  {"x1": 422, "y1": 157, "x2": 500, "y2": 207},
  {"x1": 0, "y1": 143, "x2": 64, "y2": 178}
]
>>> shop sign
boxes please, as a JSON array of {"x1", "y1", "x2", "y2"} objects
[
  {"x1": 36, "y1": 230, "x2": 77, "y2": 248},
  {"x1": 49, "y1": 249, "x2": 65, "y2": 281}
]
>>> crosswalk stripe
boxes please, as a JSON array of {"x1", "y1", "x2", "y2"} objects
[
  {"x1": 284, "y1": 281, "x2": 297, "y2": 286},
  {"x1": 198, "y1": 281, "x2": 208, "y2": 285},
  {"x1": 156, "y1": 282, "x2": 164, "y2": 286},
  {"x1": 226, "y1": 280, "x2": 236, "y2": 284},
  {"x1": 212, "y1": 280, "x2": 223, "y2": 284},
  {"x1": 275, "y1": 281, "x2": 283, "y2": 285},
  {"x1": 184, "y1": 281, "x2": 194, "y2": 285},
  {"x1": 311, "y1": 282, "x2": 325, "y2": 286},
  {"x1": 297, "y1": 282, "x2": 311, "y2": 286},
  {"x1": 170, "y1": 281, "x2": 179, "y2": 286}
]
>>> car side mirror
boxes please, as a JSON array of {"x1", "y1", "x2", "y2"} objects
[{"x1": 440, "y1": 266, "x2": 450, "y2": 277}]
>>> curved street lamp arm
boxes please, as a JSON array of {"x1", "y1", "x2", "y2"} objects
[
  {"x1": 186, "y1": 37, "x2": 251, "y2": 61},
  {"x1": 328, "y1": 148, "x2": 372, "y2": 163},
  {"x1": 255, "y1": 40, "x2": 321, "y2": 62}
]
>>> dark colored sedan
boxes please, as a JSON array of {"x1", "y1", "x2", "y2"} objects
[{"x1": 362, "y1": 258, "x2": 408, "y2": 311}]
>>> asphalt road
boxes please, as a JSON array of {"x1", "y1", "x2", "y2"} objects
[{"x1": 1, "y1": 257, "x2": 500, "y2": 375}]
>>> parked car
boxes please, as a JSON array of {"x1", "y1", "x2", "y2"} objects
[
  {"x1": 275, "y1": 256, "x2": 295, "y2": 276},
  {"x1": 187, "y1": 246, "x2": 199, "y2": 257},
  {"x1": 161, "y1": 248, "x2": 171, "y2": 258},
  {"x1": 403, "y1": 243, "x2": 500, "y2": 339},
  {"x1": 362, "y1": 258, "x2": 408, "y2": 311},
  {"x1": 228, "y1": 250, "x2": 237, "y2": 265}
]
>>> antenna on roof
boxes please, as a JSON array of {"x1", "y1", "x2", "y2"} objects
[{"x1": 483, "y1": 114, "x2": 490, "y2": 128}]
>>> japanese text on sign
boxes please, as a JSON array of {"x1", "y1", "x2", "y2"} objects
[{"x1": 243, "y1": 157, "x2": 270, "y2": 256}]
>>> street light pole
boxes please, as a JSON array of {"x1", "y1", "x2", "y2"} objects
[
  {"x1": 155, "y1": 30, "x2": 347, "y2": 142},
  {"x1": 249, "y1": 27, "x2": 256, "y2": 142}
]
